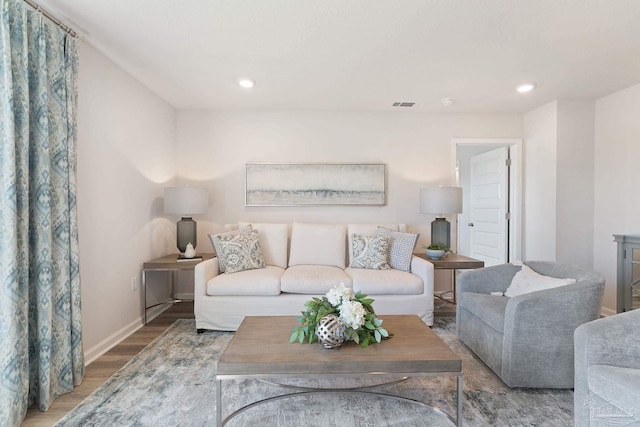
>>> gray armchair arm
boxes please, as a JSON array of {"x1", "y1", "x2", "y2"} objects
[
  {"x1": 500, "y1": 280, "x2": 604, "y2": 388},
  {"x1": 575, "y1": 308, "x2": 640, "y2": 371},
  {"x1": 457, "y1": 263, "x2": 521, "y2": 295},
  {"x1": 574, "y1": 308, "x2": 640, "y2": 425}
]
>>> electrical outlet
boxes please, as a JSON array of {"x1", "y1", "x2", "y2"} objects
[{"x1": 130, "y1": 276, "x2": 138, "y2": 292}]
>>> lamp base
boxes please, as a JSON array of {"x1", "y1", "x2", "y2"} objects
[
  {"x1": 431, "y1": 217, "x2": 451, "y2": 248},
  {"x1": 177, "y1": 217, "x2": 197, "y2": 253}
]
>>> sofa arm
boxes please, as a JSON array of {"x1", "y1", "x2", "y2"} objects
[
  {"x1": 194, "y1": 257, "x2": 220, "y2": 298},
  {"x1": 500, "y1": 280, "x2": 604, "y2": 387},
  {"x1": 410, "y1": 256, "x2": 434, "y2": 296},
  {"x1": 457, "y1": 263, "x2": 521, "y2": 295}
]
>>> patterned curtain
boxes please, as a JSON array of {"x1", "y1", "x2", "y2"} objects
[{"x1": 0, "y1": 0, "x2": 83, "y2": 425}]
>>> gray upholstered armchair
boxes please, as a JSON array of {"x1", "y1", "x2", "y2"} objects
[
  {"x1": 456, "y1": 261, "x2": 604, "y2": 389},
  {"x1": 574, "y1": 309, "x2": 640, "y2": 426}
]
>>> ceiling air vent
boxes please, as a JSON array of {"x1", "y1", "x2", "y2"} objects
[{"x1": 392, "y1": 102, "x2": 415, "y2": 107}]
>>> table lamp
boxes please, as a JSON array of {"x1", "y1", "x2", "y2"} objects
[
  {"x1": 420, "y1": 186, "x2": 463, "y2": 248},
  {"x1": 164, "y1": 187, "x2": 208, "y2": 253}
]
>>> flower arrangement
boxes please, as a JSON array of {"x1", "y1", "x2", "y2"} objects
[{"x1": 289, "y1": 283, "x2": 390, "y2": 348}]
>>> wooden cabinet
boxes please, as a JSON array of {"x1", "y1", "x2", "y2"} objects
[{"x1": 614, "y1": 234, "x2": 640, "y2": 312}]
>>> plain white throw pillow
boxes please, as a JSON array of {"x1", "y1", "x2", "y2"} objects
[{"x1": 504, "y1": 264, "x2": 577, "y2": 298}]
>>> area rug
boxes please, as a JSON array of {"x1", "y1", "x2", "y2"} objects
[{"x1": 54, "y1": 318, "x2": 573, "y2": 426}]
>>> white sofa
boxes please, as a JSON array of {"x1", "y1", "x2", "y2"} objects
[{"x1": 194, "y1": 222, "x2": 435, "y2": 331}]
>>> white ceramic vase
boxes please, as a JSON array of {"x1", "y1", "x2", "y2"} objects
[{"x1": 184, "y1": 242, "x2": 196, "y2": 258}]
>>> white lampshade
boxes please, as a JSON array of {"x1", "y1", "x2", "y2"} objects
[
  {"x1": 420, "y1": 186, "x2": 463, "y2": 215},
  {"x1": 164, "y1": 187, "x2": 208, "y2": 215}
]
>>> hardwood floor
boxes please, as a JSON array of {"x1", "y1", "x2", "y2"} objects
[{"x1": 21, "y1": 299, "x2": 455, "y2": 426}]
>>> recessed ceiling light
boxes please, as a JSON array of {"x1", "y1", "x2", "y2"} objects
[
  {"x1": 238, "y1": 79, "x2": 254, "y2": 89},
  {"x1": 516, "y1": 83, "x2": 535, "y2": 93},
  {"x1": 441, "y1": 98, "x2": 455, "y2": 106}
]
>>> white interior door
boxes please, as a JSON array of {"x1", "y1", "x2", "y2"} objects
[{"x1": 469, "y1": 147, "x2": 509, "y2": 266}]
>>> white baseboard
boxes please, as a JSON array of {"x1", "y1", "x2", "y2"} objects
[{"x1": 83, "y1": 304, "x2": 169, "y2": 366}]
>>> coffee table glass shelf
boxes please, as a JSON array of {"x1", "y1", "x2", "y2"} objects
[{"x1": 216, "y1": 315, "x2": 463, "y2": 426}]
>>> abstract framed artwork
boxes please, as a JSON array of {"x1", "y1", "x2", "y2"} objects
[{"x1": 245, "y1": 163, "x2": 386, "y2": 206}]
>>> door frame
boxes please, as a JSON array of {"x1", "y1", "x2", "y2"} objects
[{"x1": 451, "y1": 138, "x2": 523, "y2": 263}]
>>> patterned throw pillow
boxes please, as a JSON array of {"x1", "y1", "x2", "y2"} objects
[
  {"x1": 349, "y1": 234, "x2": 391, "y2": 270},
  {"x1": 375, "y1": 227, "x2": 419, "y2": 272},
  {"x1": 209, "y1": 225, "x2": 252, "y2": 272},
  {"x1": 211, "y1": 229, "x2": 266, "y2": 274}
]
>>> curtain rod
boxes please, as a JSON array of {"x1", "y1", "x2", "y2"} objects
[{"x1": 22, "y1": 0, "x2": 78, "y2": 38}]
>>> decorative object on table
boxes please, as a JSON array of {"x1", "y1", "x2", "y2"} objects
[
  {"x1": 315, "y1": 314, "x2": 346, "y2": 348},
  {"x1": 176, "y1": 254, "x2": 203, "y2": 262},
  {"x1": 245, "y1": 163, "x2": 386, "y2": 206},
  {"x1": 164, "y1": 187, "x2": 209, "y2": 253},
  {"x1": 183, "y1": 242, "x2": 196, "y2": 258},
  {"x1": 420, "y1": 186, "x2": 462, "y2": 248},
  {"x1": 290, "y1": 283, "x2": 389, "y2": 348},
  {"x1": 423, "y1": 243, "x2": 450, "y2": 260}
]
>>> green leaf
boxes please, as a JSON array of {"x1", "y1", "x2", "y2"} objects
[
  {"x1": 361, "y1": 336, "x2": 370, "y2": 348},
  {"x1": 298, "y1": 332, "x2": 305, "y2": 344},
  {"x1": 373, "y1": 318, "x2": 383, "y2": 327},
  {"x1": 378, "y1": 328, "x2": 389, "y2": 338},
  {"x1": 364, "y1": 322, "x2": 375, "y2": 330},
  {"x1": 374, "y1": 330, "x2": 382, "y2": 343},
  {"x1": 352, "y1": 332, "x2": 360, "y2": 344}
]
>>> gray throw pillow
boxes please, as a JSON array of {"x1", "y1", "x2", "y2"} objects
[
  {"x1": 349, "y1": 234, "x2": 391, "y2": 270},
  {"x1": 209, "y1": 225, "x2": 252, "y2": 272},
  {"x1": 211, "y1": 229, "x2": 265, "y2": 274},
  {"x1": 375, "y1": 227, "x2": 419, "y2": 272}
]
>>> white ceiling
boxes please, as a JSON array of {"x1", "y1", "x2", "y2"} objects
[{"x1": 39, "y1": 0, "x2": 640, "y2": 113}]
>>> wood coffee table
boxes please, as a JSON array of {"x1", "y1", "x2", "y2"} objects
[{"x1": 216, "y1": 315, "x2": 462, "y2": 426}]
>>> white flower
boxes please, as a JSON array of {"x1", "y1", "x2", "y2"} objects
[
  {"x1": 326, "y1": 283, "x2": 353, "y2": 307},
  {"x1": 339, "y1": 300, "x2": 367, "y2": 330}
]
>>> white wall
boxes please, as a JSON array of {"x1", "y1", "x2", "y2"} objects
[
  {"x1": 523, "y1": 101, "x2": 558, "y2": 260},
  {"x1": 593, "y1": 83, "x2": 640, "y2": 314},
  {"x1": 175, "y1": 110, "x2": 521, "y2": 292},
  {"x1": 77, "y1": 43, "x2": 176, "y2": 362},
  {"x1": 556, "y1": 100, "x2": 595, "y2": 268},
  {"x1": 176, "y1": 110, "x2": 522, "y2": 246}
]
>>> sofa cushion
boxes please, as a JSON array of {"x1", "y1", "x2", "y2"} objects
[
  {"x1": 588, "y1": 364, "x2": 640, "y2": 421},
  {"x1": 375, "y1": 227, "x2": 419, "y2": 272},
  {"x1": 349, "y1": 234, "x2": 391, "y2": 270},
  {"x1": 347, "y1": 224, "x2": 399, "y2": 266},
  {"x1": 207, "y1": 265, "x2": 284, "y2": 296},
  {"x1": 238, "y1": 222, "x2": 288, "y2": 269},
  {"x1": 504, "y1": 264, "x2": 577, "y2": 298},
  {"x1": 457, "y1": 292, "x2": 508, "y2": 333},
  {"x1": 281, "y1": 265, "x2": 352, "y2": 294},
  {"x1": 288, "y1": 223, "x2": 346, "y2": 269},
  {"x1": 346, "y1": 267, "x2": 423, "y2": 295},
  {"x1": 211, "y1": 229, "x2": 266, "y2": 274}
]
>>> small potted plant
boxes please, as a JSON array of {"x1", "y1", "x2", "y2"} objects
[{"x1": 423, "y1": 242, "x2": 450, "y2": 260}]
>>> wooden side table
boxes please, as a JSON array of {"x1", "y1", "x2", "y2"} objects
[
  {"x1": 142, "y1": 253, "x2": 215, "y2": 324},
  {"x1": 413, "y1": 252, "x2": 484, "y2": 305}
]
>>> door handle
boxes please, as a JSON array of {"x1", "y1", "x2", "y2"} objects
[{"x1": 468, "y1": 222, "x2": 474, "y2": 227}]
